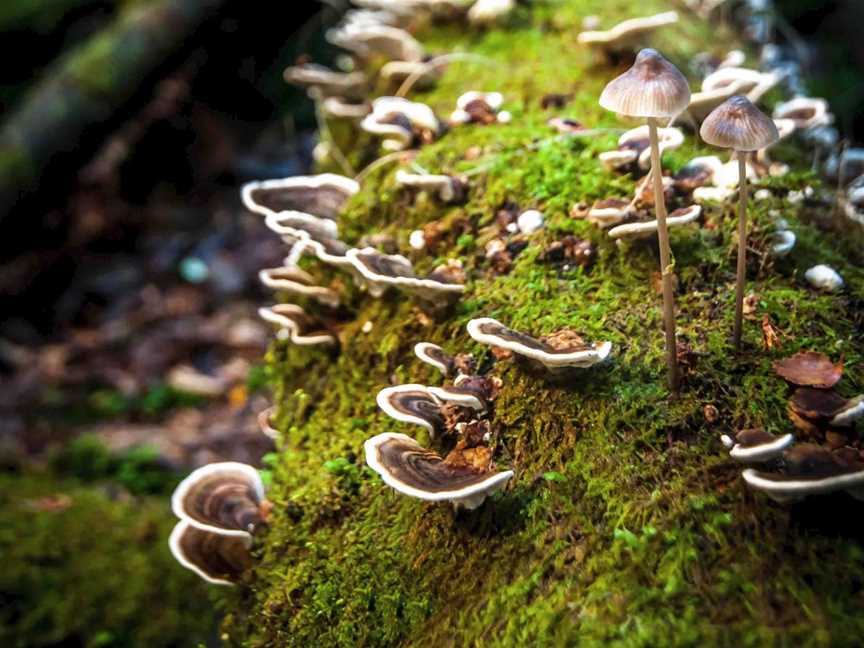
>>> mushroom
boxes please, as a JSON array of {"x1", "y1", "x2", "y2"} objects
[
  {"x1": 283, "y1": 63, "x2": 367, "y2": 99},
  {"x1": 577, "y1": 11, "x2": 679, "y2": 56},
  {"x1": 700, "y1": 95, "x2": 779, "y2": 350},
  {"x1": 361, "y1": 96, "x2": 442, "y2": 150},
  {"x1": 376, "y1": 384, "x2": 445, "y2": 435},
  {"x1": 547, "y1": 117, "x2": 587, "y2": 134},
  {"x1": 683, "y1": 81, "x2": 749, "y2": 123},
  {"x1": 169, "y1": 521, "x2": 252, "y2": 586},
  {"x1": 769, "y1": 229, "x2": 796, "y2": 257},
  {"x1": 585, "y1": 198, "x2": 636, "y2": 228},
  {"x1": 241, "y1": 173, "x2": 359, "y2": 221},
  {"x1": 258, "y1": 266, "x2": 340, "y2": 308},
  {"x1": 364, "y1": 432, "x2": 513, "y2": 510},
  {"x1": 414, "y1": 342, "x2": 476, "y2": 377},
  {"x1": 773, "y1": 351, "x2": 843, "y2": 389},
  {"x1": 258, "y1": 304, "x2": 337, "y2": 346},
  {"x1": 700, "y1": 67, "x2": 781, "y2": 104},
  {"x1": 257, "y1": 406, "x2": 280, "y2": 440},
  {"x1": 804, "y1": 265, "x2": 844, "y2": 292},
  {"x1": 427, "y1": 384, "x2": 485, "y2": 411},
  {"x1": 720, "y1": 428, "x2": 794, "y2": 463},
  {"x1": 516, "y1": 209, "x2": 544, "y2": 234},
  {"x1": 380, "y1": 60, "x2": 443, "y2": 88},
  {"x1": 599, "y1": 48, "x2": 691, "y2": 390},
  {"x1": 788, "y1": 388, "x2": 864, "y2": 433},
  {"x1": 467, "y1": 317, "x2": 611, "y2": 374},
  {"x1": 599, "y1": 125, "x2": 684, "y2": 171},
  {"x1": 468, "y1": 0, "x2": 515, "y2": 26},
  {"x1": 322, "y1": 97, "x2": 372, "y2": 120},
  {"x1": 346, "y1": 247, "x2": 465, "y2": 302},
  {"x1": 449, "y1": 91, "x2": 510, "y2": 125},
  {"x1": 327, "y1": 24, "x2": 424, "y2": 62},
  {"x1": 171, "y1": 462, "x2": 267, "y2": 538},
  {"x1": 742, "y1": 444, "x2": 864, "y2": 502},
  {"x1": 772, "y1": 97, "x2": 832, "y2": 130},
  {"x1": 395, "y1": 169, "x2": 467, "y2": 203},
  {"x1": 608, "y1": 205, "x2": 701, "y2": 240},
  {"x1": 693, "y1": 186, "x2": 736, "y2": 203},
  {"x1": 265, "y1": 211, "x2": 340, "y2": 242},
  {"x1": 673, "y1": 156, "x2": 724, "y2": 191}
]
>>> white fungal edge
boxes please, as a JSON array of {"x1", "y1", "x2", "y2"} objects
[
  {"x1": 169, "y1": 520, "x2": 249, "y2": 586},
  {"x1": 240, "y1": 173, "x2": 359, "y2": 219},
  {"x1": 426, "y1": 386, "x2": 485, "y2": 411},
  {"x1": 729, "y1": 433, "x2": 794, "y2": 463},
  {"x1": 742, "y1": 466, "x2": 864, "y2": 502},
  {"x1": 327, "y1": 24, "x2": 424, "y2": 62},
  {"x1": 616, "y1": 125, "x2": 684, "y2": 170},
  {"x1": 283, "y1": 65, "x2": 366, "y2": 93},
  {"x1": 376, "y1": 384, "x2": 441, "y2": 434},
  {"x1": 831, "y1": 395, "x2": 864, "y2": 427},
  {"x1": 769, "y1": 230, "x2": 796, "y2": 256},
  {"x1": 264, "y1": 211, "x2": 340, "y2": 240},
  {"x1": 395, "y1": 170, "x2": 455, "y2": 201},
  {"x1": 607, "y1": 204, "x2": 701, "y2": 240},
  {"x1": 701, "y1": 67, "x2": 766, "y2": 93},
  {"x1": 468, "y1": 0, "x2": 515, "y2": 26},
  {"x1": 257, "y1": 406, "x2": 280, "y2": 440},
  {"x1": 258, "y1": 304, "x2": 337, "y2": 346},
  {"x1": 322, "y1": 97, "x2": 371, "y2": 119},
  {"x1": 587, "y1": 202, "x2": 634, "y2": 228},
  {"x1": 456, "y1": 91, "x2": 504, "y2": 111},
  {"x1": 577, "y1": 10, "x2": 678, "y2": 46},
  {"x1": 258, "y1": 267, "x2": 339, "y2": 307},
  {"x1": 361, "y1": 97, "x2": 439, "y2": 148},
  {"x1": 364, "y1": 432, "x2": 514, "y2": 510},
  {"x1": 297, "y1": 236, "x2": 355, "y2": 269},
  {"x1": 773, "y1": 97, "x2": 832, "y2": 130},
  {"x1": 467, "y1": 317, "x2": 612, "y2": 368},
  {"x1": 414, "y1": 342, "x2": 451, "y2": 375},
  {"x1": 347, "y1": 247, "x2": 465, "y2": 294},
  {"x1": 171, "y1": 462, "x2": 265, "y2": 538}
]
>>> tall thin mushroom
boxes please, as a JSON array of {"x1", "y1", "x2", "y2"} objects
[
  {"x1": 700, "y1": 96, "x2": 779, "y2": 350},
  {"x1": 599, "y1": 48, "x2": 691, "y2": 391}
]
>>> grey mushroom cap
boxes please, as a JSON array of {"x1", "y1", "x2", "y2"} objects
[
  {"x1": 364, "y1": 432, "x2": 513, "y2": 510},
  {"x1": 700, "y1": 95, "x2": 780, "y2": 151},
  {"x1": 171, "y1": 462, "x2": 266, "y2": 538},
  {"x1": 599, "y1": 48, "x2": 691, "y2": 119},
  {"x1": 169, "y1": 520, "x2": 252, "y2": 586}
]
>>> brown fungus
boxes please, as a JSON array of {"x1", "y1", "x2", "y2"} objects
[
  {"x1": 258, "y1": 304, "x2": 337, "y2": 346},
  {"x1": 720, "y1": 428, "x2": 794, "y2": 463},
  {"x1": 376, "y1": 384, "x2": 446, "y2": 436},
  {"x1": 169, "y1": 520, "x2": 253, "y2": 586}
]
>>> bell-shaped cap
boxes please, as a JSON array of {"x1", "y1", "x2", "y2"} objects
[
  {"x1": 169, "y1": 520, "x2": 252, "y2": 586},
  {"x1": 171, "y1": 462, "x2": 266, "y2": 538},
  {"x1": 599, "y1": 48, "x2": 691, "y2": 119},
  {"x1": 700, "y1": 95, "x2": 779, "y2": 151}
]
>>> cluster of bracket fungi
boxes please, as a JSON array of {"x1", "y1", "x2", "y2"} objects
[{"x1": 167, "y1": 0, "x2": 861, "y2": 585}]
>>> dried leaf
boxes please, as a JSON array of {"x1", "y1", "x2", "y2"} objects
[{"x1": 773, "y1": 351, "x2": 843, "y2": 388}]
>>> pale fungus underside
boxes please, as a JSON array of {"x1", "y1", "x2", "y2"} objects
[{"x1": 224, "y1": 1, "x2": 864, "y2": 646}]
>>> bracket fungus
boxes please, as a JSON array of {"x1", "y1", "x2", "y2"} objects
[
  {"x1": 257, "y1": 406, "x2": 280, "y2": 440},
  {"x1": 361, "y1": 96, "x2": 443, "y2": 150},
  {"x1": 721, "y1": 428, "x2": 794, "y2": 463},
  {"x1": 772, "y1": 97, "x2": 832, "y2": 131},
  {"x1": 283, "y1": 63, "x2": 367, "y2": 99},
  {"x1": 449, "y1": 91, "x2": 511, "y2": 125},
  {"x1": 169, "y1": 520, "x2": 253, "y2": 586},
  {"x1": 788, "y1": 388, "x2": 864, "y2": 434},
  {"x1": 322, "y1": 96, "x2": 372, "y2": 120},
  {"x1": 578, "y1": 11, "x2": 679, "y2": 56},
  {"x1": 258, "y1": 266, "x2": 340, "y2": 308},
  {"x1": 599, "y1": 125, "x2": 684, "y2": 171},
  {"x1": 346, "y1": 247, "x2": 465, "y2": 302},
  {"x1": 364, "y1": 432, "x2": 513, "y2": 510},
  {"x1": 673, "y1": 156, "x2": 724, "y2": 191},
  {"x1": 377, "y1": 384, "x2": 446, "y2": 435},
  {"x1": 258, "y1": 304, "x2": 337, "y2": 346},
  {"x1": 701, "y1": 67, "x2": 781, "y2": 104},
  {"x1": 600, "y1": 47, "x2": 690, "y2": 390},
  {"x1": 700, "y1": 95, "x2": 779, "y2": 350},
  {"x1": 467, "y1": 0, "x2": 515, "y2": 26},
  {"x1": 607, "y1": 204, "x2": 701, "y2": 240},
  {"x1": 327, "y1": 24, "x2": 424, "y2": 62},
  {"x1": 742, "y1": 444, "x2": 864, "y2": 503},
  {"x1": 467, "y1": 317, "x2": 611, "y2": 374},
  {"x1": 171, "y1": 462, "x2": 268, "y2": 538},
  {"x1": 585, "y1": 198, "x2": 636, "y2": 228},
  {"x1": 380, "y1": 60, "x2": 443, "y2": 88},
  {"x1": 241, "y1": 173, "x2": 359, "y2": 221},
  {"x1": 804, "y1": 265, "x2": 844, "y2": 292},
  {"x1": 414, "y1": 342, "x2": 475, "y2": 377},
  {"x1": 395, "y1": 169, "x2": 467, "y2": 203},
  {"x1": 773, "y1": 351, "x2": 843, "y2": 389}
]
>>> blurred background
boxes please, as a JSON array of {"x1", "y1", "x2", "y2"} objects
[{"x1": 0, "y1": 1, "x2": 861, "y2": 645}]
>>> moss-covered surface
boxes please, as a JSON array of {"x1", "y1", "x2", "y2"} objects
[
  {"x1": 0, "y1": 466, "x2": 218, "y2": 647},
  {"x1": 227, "y1": 2, "x2": 864, "y2": 646}
]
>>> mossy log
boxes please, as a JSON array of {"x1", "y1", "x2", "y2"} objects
[
  {"x1": 0, "y1": 0, "x2": 225, "y2": 220},
  {"x1": 227, "y1": 2, "x2": 864, "y2": 646}
]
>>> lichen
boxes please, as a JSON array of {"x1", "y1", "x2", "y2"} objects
[{"x1": 226, "y1": 2, "x2": 864, "y2": 646}]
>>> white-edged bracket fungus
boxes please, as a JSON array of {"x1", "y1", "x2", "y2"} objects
[
  {"x1": 380, "y1": 60, "x2": 443, "y2": 88},
  {"x1": 283, "y1": 63, "x2": 367, "y2": 99},
  {"x1": 608, "y1": 204, "x2": 701, "y2": 240},
  {"x1": 346, "y1": 247, "x2": 465, "y2": 302},
  {"x1": 585, "y1": 198, "x2": 636, "y2": 228},
  {"x1": 427, "y1": 384, "x2": 486, "y2": 411},
  {"x1": 721, "y1": 428, "x2": 794, "y2": 463},
  {"x1": 742, "y1": 444, "x2": 864, "y2": 503},
  {"x1": 450, "y1": 91, "x2": 511, "y2": 125},
  {"x1": 364, "y1": 432, "x2": 513, "y2": 510},
  {"x1": 258, "y1": 304, "x2": 337, "y2": 346},
  {"x1": 257, "y1": 406, "x2": 280, "y2": 440},
  {"x1": 169, "y1": 520, "x2": 252, "y2": 586},
  {"x1": 414, "y1": 342, "x2": 454, "y2": 376},
  {"x1": 599, "y1": 47, "x2": 690, "y2": 390},
  {"x1": 673, "y1": 156, "x2": 724, "y2": 191},
  {"x1": 395, "y1": 169, "x2": 467, "y2": 203},
  {"x1": 171, "y1": 462, "x2": 268, "y2": 538},
  {"x1": 322, "y1": 96, "x2": 372, "y2": 120},
  {"x1": 599, "y1": 125, "x2": 684, "y2": 171},
  {"x1": 361, "y1": 96, "x2": 442, "y2": 150},
  {"x1": 259, "y1": 266, "x2": 340, "y2": 308},
  {"x1": 578, "y1": 11, "x2": 679, "y2": 56},
  {"x1": 376, "y1": 384, "x2": 446, "y2": 435},
  {"x1": 327, "y1": 24, "x2": 424, "y2": 62},
  {"x1": 241, "y1": 173, "x2": 359, "y2": 221},
  {"x1": 468, "y1": 0, "x2": 515, "y2": 26},
  {"x1": 467, "y1": 317, "x2": 611, "y2": 374},
  {"x1": 701, "y1": 67, "x2": 781, "y2": 104},
  {"x1": 772, "y1": 97, "x2": 832, "y2": 130},
  {"x1": 700, "y1": 95, "x2": 779, "y2": 350}
]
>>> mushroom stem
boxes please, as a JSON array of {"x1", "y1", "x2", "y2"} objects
[
  {"x1": 647, "y1": 117, "x2": 680, "y2": 392},
  {"x1": 733, "y1": 152, "x2": 748, "y2": 350}
]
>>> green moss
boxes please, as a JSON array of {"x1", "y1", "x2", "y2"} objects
[
  {"x1": 228, "y1": 1, "x2": 864, "y2": 646},
  {"x1": 0, "y1": 470, "x2": 216, "y2": 647}
]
